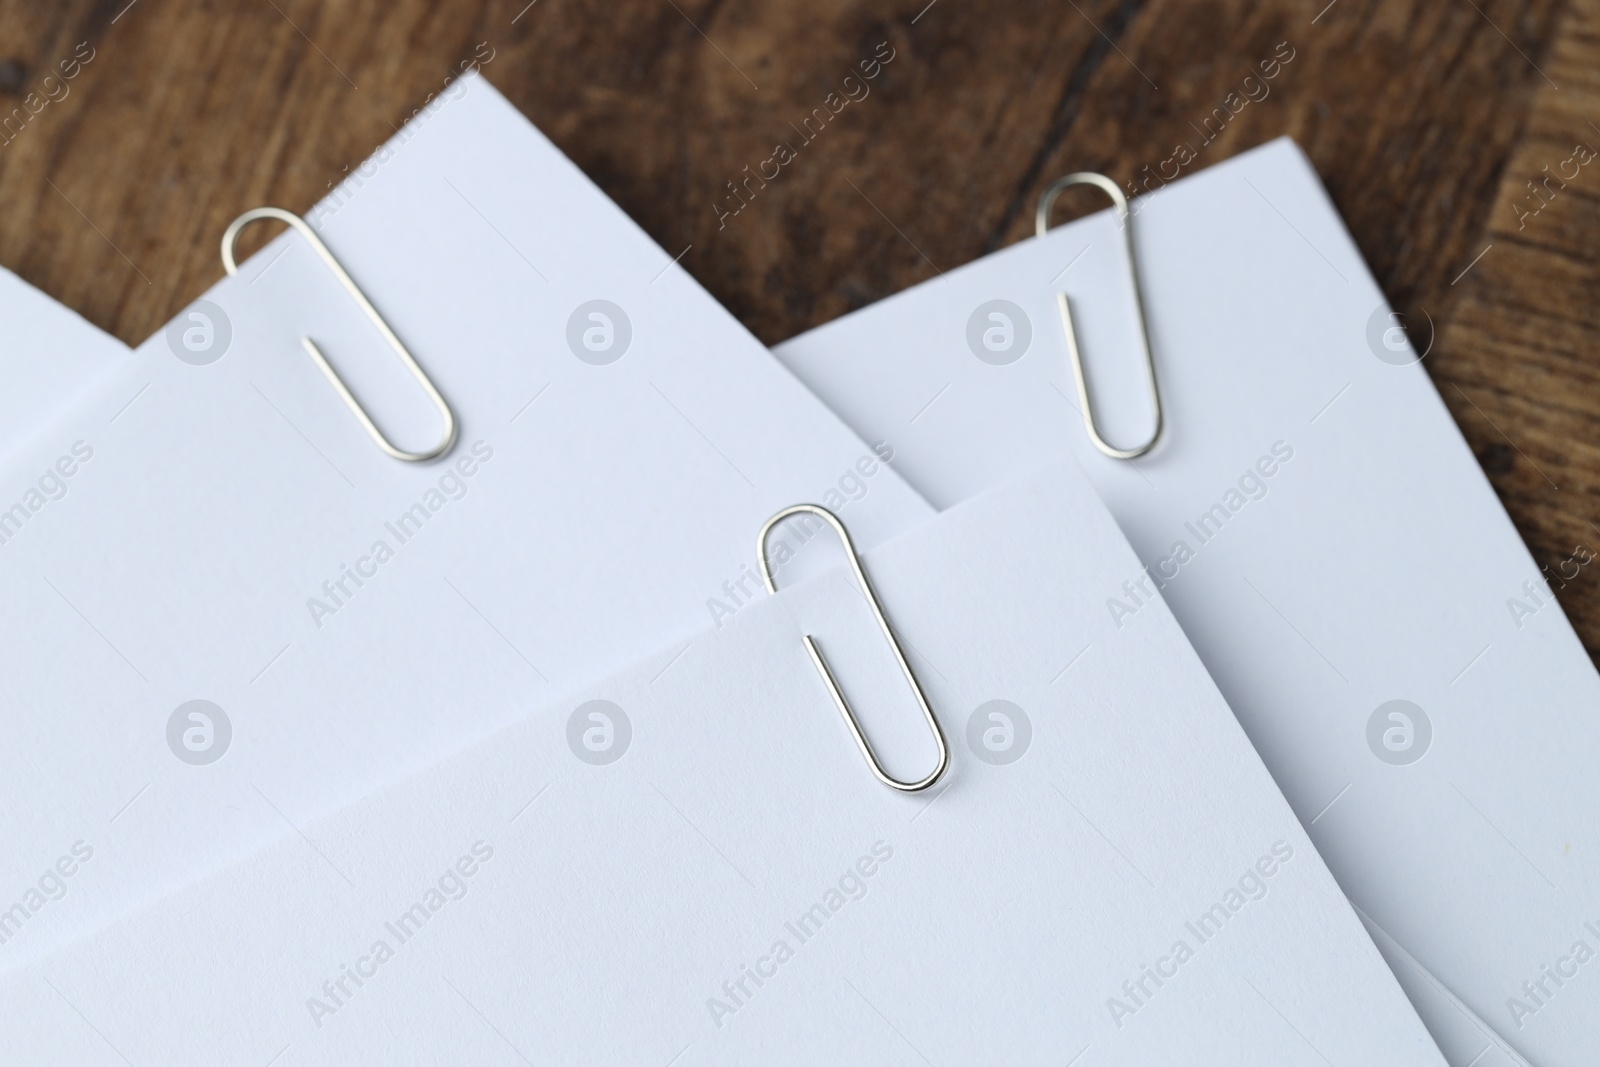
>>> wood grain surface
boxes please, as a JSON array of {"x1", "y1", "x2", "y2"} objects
[{"x1": 0, "y1": 0, "x2": 1596, "y2": 652}]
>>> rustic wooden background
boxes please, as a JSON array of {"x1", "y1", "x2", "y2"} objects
[{"x1": 0, "y1": 0, "x2": 1597, "y2": 647}]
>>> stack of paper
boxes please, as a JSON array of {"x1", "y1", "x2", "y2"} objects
[
  {"x1": 0, "y1": 464, "x2": 1443, "y2": 1064},
  {"x1": 774, "y1": 139, "x2": 1596, "y2": 1064},
  {"x1": 0, "y1": 76, "x2": 930, "y2": 971},
  {"x1": 0, "y1": 70, "x2": 1587, "y2": 1064}
]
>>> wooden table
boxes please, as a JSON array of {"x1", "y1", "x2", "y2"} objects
[{"x1": 2, "y1": 0, "x2": 1597, "y2": 653}]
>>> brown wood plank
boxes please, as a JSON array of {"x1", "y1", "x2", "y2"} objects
[{"x1": 1431, "y1": 0, "x2": 1600, "y2": 656}]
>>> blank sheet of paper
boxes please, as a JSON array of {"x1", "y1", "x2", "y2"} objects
[
  {"x1": 0, "y1": 266, "x2": 125, "y2": 463},
  {"x1": 0, "y1": 464, "x2": 1443, "y2": 1066}
]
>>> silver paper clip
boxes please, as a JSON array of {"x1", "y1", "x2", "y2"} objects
[
  {"x1": 758, "y1": 504, "x2": 949, "y2": 793},
  {"x1": 221, "y1": 207, "x2": 458, "y2": 462},
  {"x1": 1035, "y1": 172, "x2": 1162, "y2": 460}
]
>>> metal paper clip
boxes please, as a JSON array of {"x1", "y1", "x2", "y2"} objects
[
  {"x1": 1035, "y1": 172, "x2": 1162, "y2": 460},
  {"x1": 758, "y1": 504, "x2": 949, "y2": 793},
  {"x1": 221, "y1": 207, "x2": 458, "y2": 462}
]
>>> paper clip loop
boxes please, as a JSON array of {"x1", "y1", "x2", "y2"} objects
[
  {"x1": 1035, "y1": 173, "x2": 1162, "y2": 460},
  {"x1": 758, "y1": 504, "x2": 949, "y2": 793},
  {"x1": 221, "y1": 207, "x2": 458, "y2": 462}
]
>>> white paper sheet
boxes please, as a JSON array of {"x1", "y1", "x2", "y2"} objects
[
  {"x1": 0, "y1": 463, "x2": 1444, "y2": 1065},
  {"x1": 773, "y1": 138, "x2": 1597, "y2": 1066},
  {"x1": 0, "y1": 266, "x2": 126, "y2": 462},
  {"x1": 0, "y1": 73, "x2": 933, "y2": 971}
]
